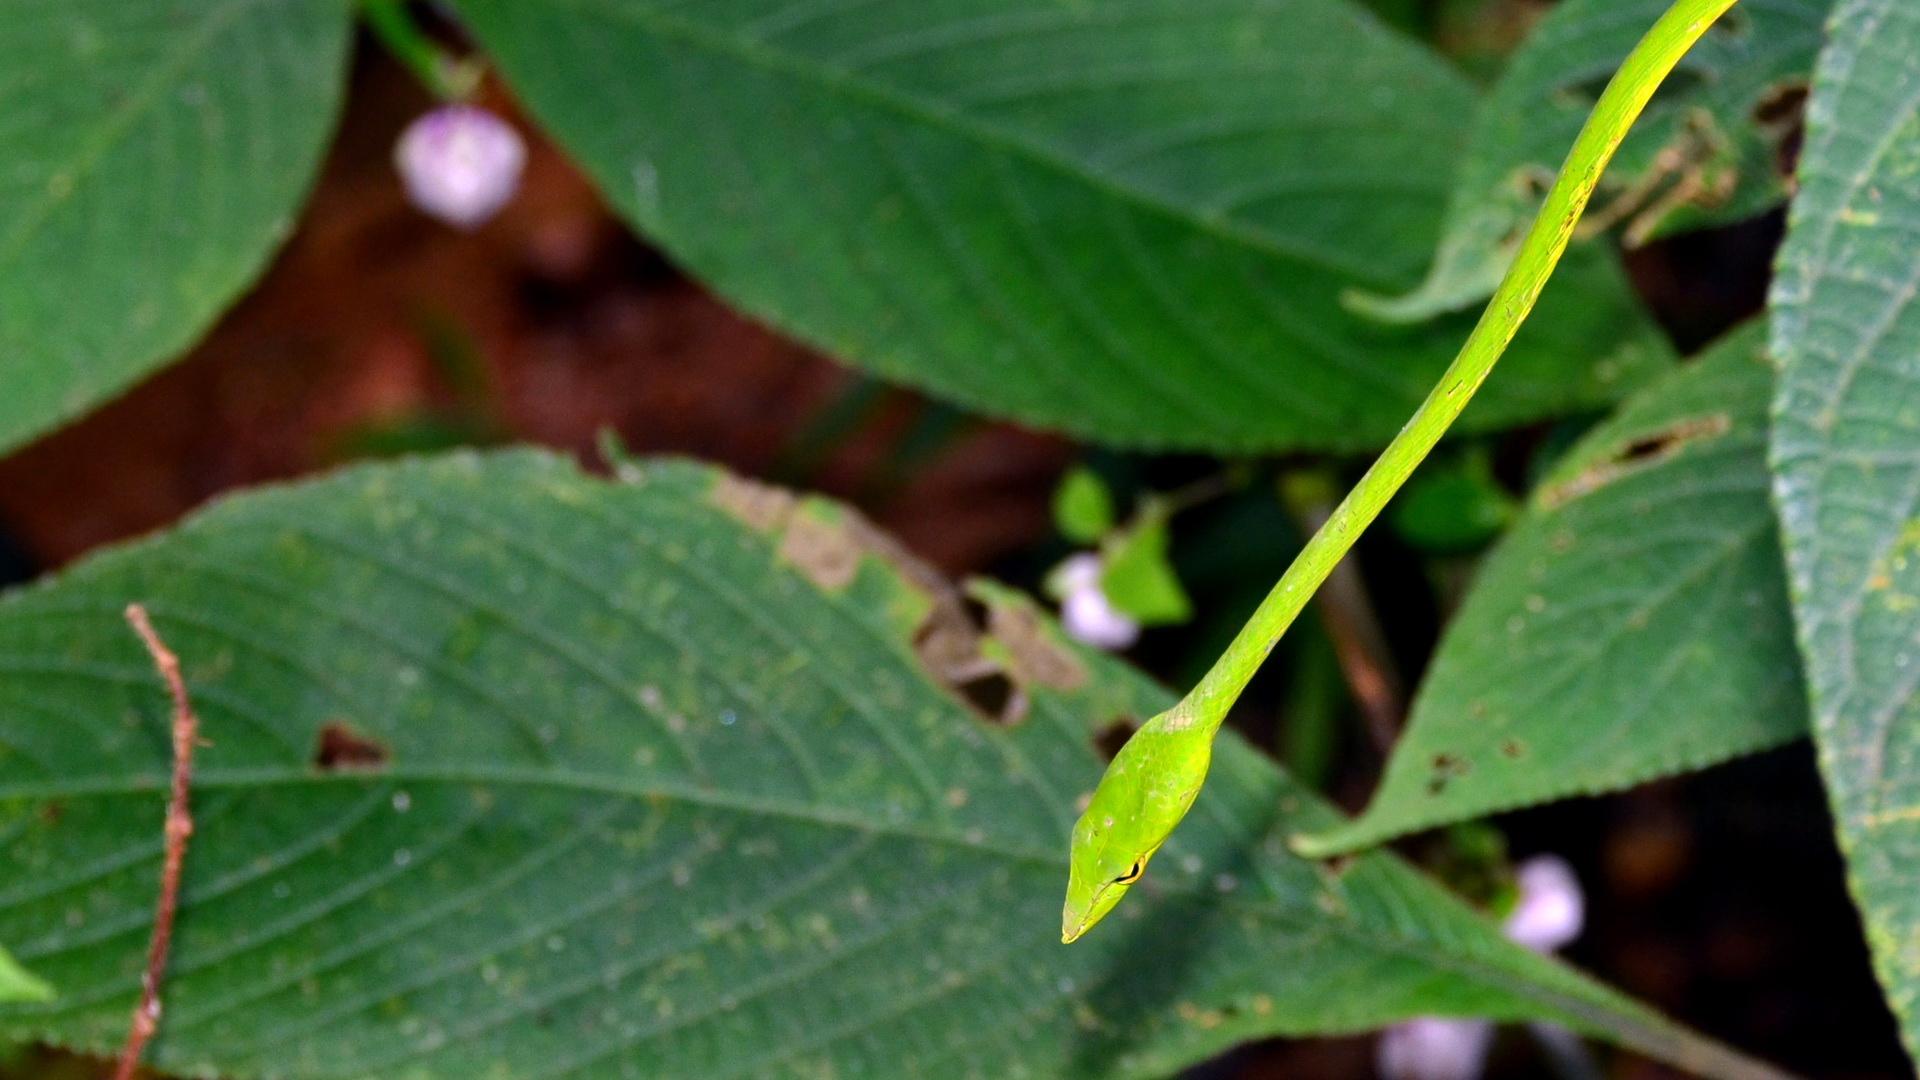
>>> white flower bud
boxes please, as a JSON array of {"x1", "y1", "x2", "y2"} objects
[
  {"x1": 1055, "y1": 552, "x2": 1140, "y2": 651},
  {"x1": 1377, "y1": 855, "x2": 1587, "y2": 1080},
  {"x1": 394, "y1": 105, "x2": 526, "y2": 229},
  {"x1": 1504, "y1": 854, "x2": 1584, "y2": 954},
  {"x1": 1377, "y1": 1017, "x2": 1495, "y2": 1080}
]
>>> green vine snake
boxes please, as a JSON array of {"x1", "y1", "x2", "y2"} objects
[{"x1": 1063, "y1": 0, "x2": 1743, "y2": 944}]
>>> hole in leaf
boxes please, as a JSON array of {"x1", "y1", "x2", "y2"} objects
[
  {"x1": 912, "y1": 600, "x2": 1026, "y2": 725},
  {"x1": 314, "y1": 722, "x2": 390, "y2": 772},
  {"x1": 1539, "y1": 413, "x2": 1731, "y2": 508},
  {"x1": 1753, "y1": 81, "x2": 1809, "y2": 180},
  {"x1": 1753, "y1": 81, "x2": 1809, "y2": 128},
  {"x1": 1560, "y1": 66, "x2": 1706, "y2": 108},
  {"x1": 1620, "y1": 415, "x2": 1733, "y2": 464},
  {"x1": 960, "y1": 595, "x2": 992, "y2": 633},
  {"x1": 1318, "y1": 853, "x2": 1357, "y2": 877},
  {"x1": 953, "y1": 670, "x2": 1020, "y2": 723},
  {"x1": 1427, "y1": 752, "x2": 1470, "y2": 795},
  {"x1": 1091, "y1": 716, "x2": 1141, "y2": 761},
  {"x1": 1708, "y1": 7, "x2": 1748, "y2": 37}
]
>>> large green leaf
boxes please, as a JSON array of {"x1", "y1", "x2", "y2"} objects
[
  {"x1": 1769, "y1": 0, "x2": 1920, "y2": 1057},
  {"x1": 1301, "y1": 323, "x2": 1806, "y2": 856},
  {"x1": 0, "y1": 0, "x2": 352, "y2": 455},
  {"x1": 1352, "y1": 0, "x2": 1831, "y2": 322},
  {"x1": 0, "y1": 451, "x2": 1776, "y2": 1078},
  {"x1": 0, "y1": 946, "x2": 49, "y2": 1005},
  {"x1": 452, "y1": 0, "x2": 1672, "y2": 452}
]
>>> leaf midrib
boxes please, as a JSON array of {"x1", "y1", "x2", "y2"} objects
[
  {"x1": 0, "y1": 761, "x2": 1670, "y2": 1056},
  {"x1": 0, "y1": 766, "x2": 1071, "y2": 866}
]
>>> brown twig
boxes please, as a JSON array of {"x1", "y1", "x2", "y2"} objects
[
  {"x1": 1279, "y1": 475, "x2": 1407, "y2": 753},
  {"x1": 114, "y1": 604, "x2": 198, "y2": 1080},
  {"x1": 1317, "y1": 564, "x2": 1407, "y2": 753}
]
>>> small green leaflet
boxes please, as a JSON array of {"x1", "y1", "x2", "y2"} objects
[
  {"x1": 1053, "y1": 467, "x2": 1116, "y2": 545},
  {"x1": 1101, "y1": 515, "x2": 1193, "y2": 626},
  {"x1": 0, "y1": 946, "x2": 50, "y2": 1005}
]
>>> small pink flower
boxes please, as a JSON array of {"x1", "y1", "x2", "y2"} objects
[
  {"x1": 1377, "y1": 1017, "x2": 1496, "y2": 1080},
  {"x1": 394, "y1": 105, "x2": 526, "y2": 229},
  {"x1": 1054, "y1": 553, "x2": 1140, "y2": 651},
  {"x1": 1378, "y1": 855, "x2": 1586, "y2": 1080},
  {"x1": 1504, "y1": 855, "x2": 1584, "y2": 953}
]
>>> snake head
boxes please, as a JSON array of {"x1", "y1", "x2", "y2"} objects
[{"x1": 1062, "y1": 713, "x2": 1213, "y2": 943}]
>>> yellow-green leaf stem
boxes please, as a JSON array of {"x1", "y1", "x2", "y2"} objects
[{"x1": 1065, "y1": 0, "x2": 1742, "y2": 940}]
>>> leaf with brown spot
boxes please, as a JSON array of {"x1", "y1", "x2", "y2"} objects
[
  {"x1": 1355, "y1": 0, "x2": 1832, "y2": 322},
  {"x1": 1770, "y1": 0, "x2": 1920, "y2": 1050},
  {"x1": 1538, "y1": 413, "x2": 1733, "y2": 508},
  {"x1": 707, "y1": 472, "x2": 796, "y2": 533},
  {"x1": 0, "y1": 449, "x2": 1758, "y2": 1078},
  {"x1": 976, "y1": 584, "x2": 1087, "y2": 693},
  {"x1": 312, "y1": 722, "x2": 391, "y2": 772},
  {"x1": 1300, "y1": 324, "x2": 1807, "y2": 856},
  {"x1": 777, "y1": 507, "x2": 864, "y2": 591}
]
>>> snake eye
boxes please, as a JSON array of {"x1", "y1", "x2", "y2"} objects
[{"x1": 1113, "y1": 858, "x2": 1146, "y2": 886}]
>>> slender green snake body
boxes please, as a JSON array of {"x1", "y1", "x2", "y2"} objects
[{"x1": 1063, "y1": 0, "x2": 1743, "y2": 944}]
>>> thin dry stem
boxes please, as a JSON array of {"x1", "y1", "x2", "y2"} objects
[
  {"x1": 113, "y1": 604, "x2": 198, "y2": 1080},
  {"x1": 1283, "y1": 492, "x2": 1407, "y2": 752}
]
